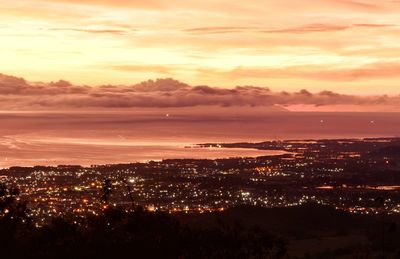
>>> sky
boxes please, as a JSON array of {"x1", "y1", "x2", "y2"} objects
[{"x1": 1, "y1": 0, "x2": 400, "y2": 96}]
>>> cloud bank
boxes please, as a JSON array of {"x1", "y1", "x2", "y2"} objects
[{"x1": 0, "y1": 73, "x2": 399, "y2": 111}]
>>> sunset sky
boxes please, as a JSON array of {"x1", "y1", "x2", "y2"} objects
[{"x1": 1, "y1": 0, "x2": 400, "y2": 96}]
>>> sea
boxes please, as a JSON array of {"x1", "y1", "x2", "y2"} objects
[{"x1": 0, "y1": 110, "x2": 399, "y2": 168}]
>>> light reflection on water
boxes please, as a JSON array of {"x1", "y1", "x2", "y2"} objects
[
  {"x1": 0, "y1": 138, "x2": 286, "y2": 168},
  {"x1": 1, "y1": 111, "x2": 399, "y2": 168}
]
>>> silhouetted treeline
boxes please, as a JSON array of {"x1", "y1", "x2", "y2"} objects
[
  {"x1": 0, "y1": 208, "x2": 286, "y2": 259},
  {"x1": 3, "y1": 182, "x2": 400, "y2": 258},
  {"x1": 0, "y1": 182, "x2": 286, "y2": 258}
]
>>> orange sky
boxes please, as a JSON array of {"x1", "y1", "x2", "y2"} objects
[{"x1": 1, "y1": 0, "x2": 400, "y2": 95}]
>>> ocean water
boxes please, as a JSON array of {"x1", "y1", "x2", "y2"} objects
[{"x1": 0, "y1": 110, "x2": 399, "y2": 168}]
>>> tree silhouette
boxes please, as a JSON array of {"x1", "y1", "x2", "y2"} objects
[
  {"x1": 0, "y1": 183, "x2": 29, "y2": 223},
  {"x1": 119, "y1": 177, "x2": 135, "y2": 207},
  {"x1": 100, "y1": 178, "x2": 135, "y2": 209},
  {"x1": 101, "y1": 179, "x2": 113, "y2": 204}
]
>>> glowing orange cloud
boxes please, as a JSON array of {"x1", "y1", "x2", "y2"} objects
[{"x1": 1, "y1": 0, "x2": 400, "y2": 95}]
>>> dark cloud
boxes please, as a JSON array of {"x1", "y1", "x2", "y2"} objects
[
  {"x1": 0, "y1": 74, "x2": 28, "y2": 94},
  {"x1": 0, "y1": 73, "x2": 399, "y2": 110}
]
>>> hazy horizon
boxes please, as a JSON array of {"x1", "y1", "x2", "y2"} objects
[{"x1": 1, "y1": 110, "x2": 399, "y2": 168}]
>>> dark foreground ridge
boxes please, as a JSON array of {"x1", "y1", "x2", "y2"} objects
[{"x1": 1, "y1": 186, "x2": 400, "y2": 259}]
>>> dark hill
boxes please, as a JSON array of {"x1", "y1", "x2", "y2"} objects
[
  {"x1": 179, "y1": 203, "x2": 374, "y2": 239},
  {"x1": 368, "y1": 145, "x2": 400, "y2": 157}
]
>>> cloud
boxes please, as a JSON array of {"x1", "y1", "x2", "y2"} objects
[
  {"x1": 30, "y1": 0, "x2": 387, "y2": 12},
  {"x1": 0, "y1": 74, "x2": 28, "y2": 94},
  {"x1": 48, "y1": 28, "x2": 133, "y2": 35},
  {"x1": 184, "y1": 23, "x2": 394, "y2": 35},
  {"x1": 111, "y1": 65, "x2": 175, "y2": 75},
  {"x1": 224, "y1": 62, "x2": 400, "y2": 81},
  {"x1": 0, "y1": 74, "x2": 90, "y2": 95},
  {"x1": 1, "y1": 73, "x2": 400, "y2": 111},
  {"x1": 183, "y1": 26, "x2": 258, "y2": 34},
  {"x1": 39, "y1": 0, "x2": 164, "y2": 9},
  {"x1": 262, "y1": 24, "x2": 350, "y2": 33},
  {"x1": 333, "y1": 0, "x2": 381, "y2": 10}
]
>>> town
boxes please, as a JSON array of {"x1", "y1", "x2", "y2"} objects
[{"x1": 2, "y1": 137, "x2": 400, "y2": 225}]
